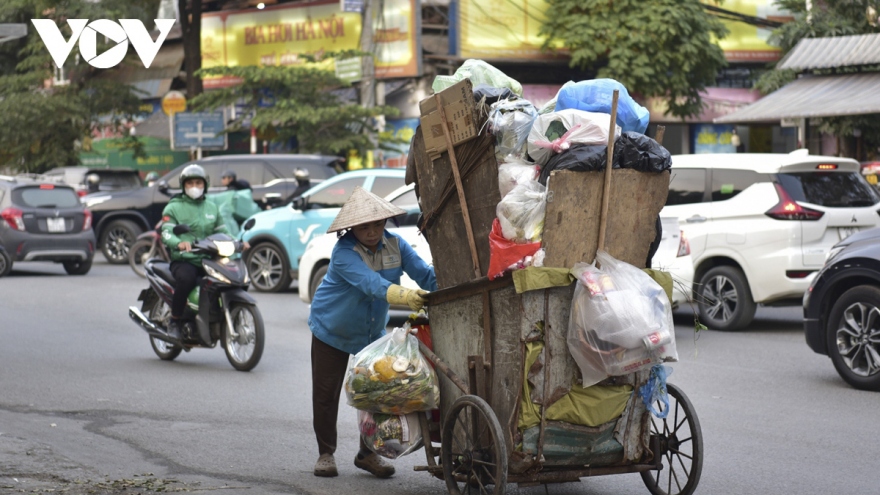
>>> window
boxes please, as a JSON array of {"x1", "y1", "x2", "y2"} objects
[
  {"x1": 778, "y1": 172, "x2": 880, "y2": 207},
  {"x1": 666, "y1": 169, "x2": 707, "y2": 206},
  {"x1": 711, "y1": 169, "x2": 761, "y2": 201},
  {"x1": 306, "y1": 178, "x2": 365, "y2": 208},
  {"x1": 370, "y1": 177, "x2": 406, "y2": 200},
  {"x1": 390, "y1": 188, "x2": 420, "y2": 227},
  {"x1": 13, "y1": 186, "x2": 79, "y2": 208},
  {"x1": 95, "y1": 172, "x2": 142, "y2": 190},
  {"x1": 217, "y1": 161, "x2": 272, "y2": 186}
]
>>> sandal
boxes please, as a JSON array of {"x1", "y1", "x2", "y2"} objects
[
  {"x1": 314, "y1": 453, "x2": 338, "y2": 477},
  {"x1": 354, "y1": 452, "x2": 395, "y2": 478}
]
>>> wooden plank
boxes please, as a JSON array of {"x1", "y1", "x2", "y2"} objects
[
  {"x1": 597, "y1": 89, "x2": 620, "y2": 252},
  {"x1": 542, "y1": 169, "x2": 670, "y2": 269},
  {"x1": 429, "y1": 294, "x2": 484, "y2": 418}
]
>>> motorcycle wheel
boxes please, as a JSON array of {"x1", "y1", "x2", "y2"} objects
[
  {"x1": 128, "y1": 239, "x2": 156, "y2": 279},
  {"x1": 223, "y1": 303, "x2": 265, "y2": 372},
  {"x1": 148, "y1": 297, "x2": 182, "y2": 361}
]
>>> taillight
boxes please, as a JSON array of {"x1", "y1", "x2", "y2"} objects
[
  {"x1": 786, "y1": 270, "x2": 815, "y2": 279},
  {"x1": 765, "y1": 183, "x2": 824, "y2": 221},
  {"x1": 77, "y1": 190, "x2": 87, "y2": 198},
  {"x1": 1, "y1": 207, "x2": 25, "y2": 231},
  {"x1": 677, "y1": 230, "x2": 690, "y2": 257},
  {"x1": 82, "y1": 209, "x2": 92, "y2": 231}
]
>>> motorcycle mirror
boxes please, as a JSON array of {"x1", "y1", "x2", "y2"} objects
[
  {"x1": 173, "y1": 224, "x2": 191, "y2": 235},
  {"x1": 157, "y1": 180, "x2": 170, "y2": 195},
  {"x1": 292, "y1": 196, "x2": 308, "y2": 210}
]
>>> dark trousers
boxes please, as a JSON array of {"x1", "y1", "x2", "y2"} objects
[
  {"x1": 311, "y1": 335, "x2": 368, "y2": 456},
  {"x1": 170, "y1": 261, "x2": 202, "y2": 318}
]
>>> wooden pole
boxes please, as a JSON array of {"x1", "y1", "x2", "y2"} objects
[
  {"x1": 597, "y1": 90, "x2": 620, "y2": 253},
  {"x1": 655, "y1": 125, "x2": 666, "y2": 147},
  {"x1": 435, "y1": 93, "x2": 482, "y2": 279}
]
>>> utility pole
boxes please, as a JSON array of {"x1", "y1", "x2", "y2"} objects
[{"x1": 359, "y1": 0, "x2": 376, "y2": 109}]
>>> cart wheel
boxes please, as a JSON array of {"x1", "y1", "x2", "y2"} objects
[
  {"x1": 441, "y1": 395, "x2": 507, "y2": 495},
  {"x1": 640, "y1": 383, "x2": 703, "y2": 495}
]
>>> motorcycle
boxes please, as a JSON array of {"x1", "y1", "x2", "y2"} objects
[
  {"x1": 128, "y1": 220, "x2": 169, "y2": 278},
  {"x1": 128, "y1": 225, "x2": 265, "y2": 371}
]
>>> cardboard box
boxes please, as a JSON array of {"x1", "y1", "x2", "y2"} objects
[{"x1": 419, "y1": 78, "x2": 479, "y2": 158}]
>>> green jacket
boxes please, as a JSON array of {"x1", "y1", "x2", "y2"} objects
[{"x1": 161, "y1": 194, "x2": 229, "y2": 266}]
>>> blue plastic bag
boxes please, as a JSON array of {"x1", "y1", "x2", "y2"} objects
[
  {"x1": 639, "y1": 364, "x2": 672, "y2": 418},
  {"x1": 555, "y1": 79, "x2": 650, "y2": 134}
]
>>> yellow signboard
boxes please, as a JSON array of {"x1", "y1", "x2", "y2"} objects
[
  {"x1": 458, "y1": 0, "x2": 565, "y2": 60},
  {"x1": 201, "y1": 0, "x2": 419, "y2": 87},
  {"x1": 703, "y1": 0, "x2": 793, "y2": 62}
]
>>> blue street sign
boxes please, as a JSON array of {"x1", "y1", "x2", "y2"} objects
[{"x1": 172, "y1": 110, "x2": 227, "y2": 150}]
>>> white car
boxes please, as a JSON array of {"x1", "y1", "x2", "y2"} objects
[
  {"x1": 662, "y1": 150, "x2": 880, "y2": 330},
  {"x1": 300, "y1": 186, "x2": 694, "y2": 310}
]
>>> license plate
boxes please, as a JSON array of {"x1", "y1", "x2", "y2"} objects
[
  {"x1": 47, "y1": 217, "x2": 65, "y2": 233},
  {"x1": 838, "y1": 226, "x2": 860, "y2": 240}
]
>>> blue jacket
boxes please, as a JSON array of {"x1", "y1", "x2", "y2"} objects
[{"x1": 309, "y1": 230, "x2": 437, "y2": 355}]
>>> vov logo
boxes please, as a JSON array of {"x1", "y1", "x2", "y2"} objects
[{"x1": 31, "y1": 19, "x2": 175, "y2": 69}]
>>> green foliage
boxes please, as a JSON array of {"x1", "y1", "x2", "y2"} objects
[
  {"x1": 0, "y1": 0, "x2": 156, "y2": 172},
  {"x1": 190, "y1": 61, "x2": 400, "y2": 155},
  {"x1": 539, "y1": 0, "x2": 729, "y2": 119}
]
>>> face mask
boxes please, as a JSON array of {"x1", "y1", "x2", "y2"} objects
[{"x1": 185, "y1": 186, "x2": 203, "y2": 199}]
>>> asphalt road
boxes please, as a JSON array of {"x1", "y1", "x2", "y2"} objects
[{"x1": 1, "y1": 259, "x2": 878, "y2": 495}]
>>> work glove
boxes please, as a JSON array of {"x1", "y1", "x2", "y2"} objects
[{"x1": 386, "y1": 284, "x2": 429, "y2": 312}]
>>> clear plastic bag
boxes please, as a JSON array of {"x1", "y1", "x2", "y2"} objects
[
  {"x1": 567, "y1": 251, "x2": 678, "y2": 388},
  {"x1": 489, "y1": 99, "x2": 538, "y2": 161},
  {"x1": 432, "y1": 59, "x2": 523, "y2": 96},
  {"x1": 527, "y1": 109, "x2": 621, "y2": 166},
  {"x1": 345, "y1": 327, "x2": 440, "y2": 415},
  {"x1": 496, "y1": 180, "x2": 547, "y2": 243},
  {"x1": 498, "y1": 158, "x2": 538, "y2": 198},
  {"x1": 358, "y1": 410, "x2": 423, "y2": 459}
]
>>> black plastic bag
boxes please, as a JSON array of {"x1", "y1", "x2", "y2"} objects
[
  {"x1": 473, "y1": 85, "x2": 517, "y2": 106},
  {"x1": 538, "y1": 132, "x2": 670, "y2": 184}
]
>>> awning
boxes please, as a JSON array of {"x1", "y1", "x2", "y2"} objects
[
  {"x1": 779, "y1": 34, "x2": 880, "y2": 70},
  {"x1": 714, "y1": 73, "x2": 880, "y2": 124}
]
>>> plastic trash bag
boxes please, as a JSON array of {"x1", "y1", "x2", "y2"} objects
[
  {"x1": 496, "y1": 180, "x2": 547, "y2": 242},
  {"x1": 639, "y1": 364, "x2": 672, "y2": 418},
  {"x1": 488, "y1": 218, "x2": 541, "y2": 280},
  {"x1": 474, "y1": 85, "x2": 517, "y2": 106},
  {"x1": 433, "y1": 59, "x2": 523, "y2": 96},
  {"x1": 345, "y1": 327, "x2": 440, "y2": 414},
  {"x1": 567, "y1": 251, "x2": 678, "y2": 388},
  {"x1": 538, "y1": 132, "x2": 671, "y2": 185},
  {"x1": 527, "y1": 109, "x2": 621, "y2": 166},
  {"x1": 498, "y1": 157, "x2": 539, "y2": 198},
  {"x1": 556, "y1": 79, "x2": 650, "y2": 134},
  {"x1": 489, "y1": 99, "x2": 539, "y2": 161},
  {"x1": 358, "y1": 410, "x2": 423, "y2": 459}
]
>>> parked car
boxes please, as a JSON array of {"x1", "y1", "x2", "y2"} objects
[
  {"x1": 0, "y1": 175, "x2": 96, "y2": 275},
  {"x1": 83, "y1": 154, "x2": 340, "y2": 264},
  {"x1": 663, "y1": 151, "x2": 880, "y2": 331},
  {"x1": 240, "y1": 168, "x2": 407, "y2": 292},
  {"x1": 804, "y1": 227, "x2": 880, "y2": 391},
  {"x1": 299, "y1": 184, "x2": 425, "y2": 306},
  {"x1": 299, "y1": 186, "x2": 695, "y2": 310},
  {"x1": 41, "y1": 166, "x2": 143, "y2": 197}
]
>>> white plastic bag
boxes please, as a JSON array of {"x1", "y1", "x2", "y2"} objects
[
  {"x1": 496, "y1": 180, "x2": 546, "y2": 242},
  {"x1": 527, "y1": 109, "x2": 621, "y2": 166},
  {"x1": 567, "y1": 251, "x2": 678, "y2": 387},
  {"x1": 345, "y1": 328, "x2": 440, "y2": 414},
  {"x1": 498, "y1": 158, "x2": 538, "y2": 198},
  {"x1": 432, "y1": 59, "x2": 523, "y2": 96},
  {"x1": 489, "y1": 99, "x2": 538, "y2": 161},
  {"x1": 358, "y1": 410, "x2": 423, "y2": 459}
]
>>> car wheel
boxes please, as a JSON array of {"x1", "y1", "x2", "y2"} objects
[
  {"x1": 0, "y1": 250, "x2": 11, "y2": 277},
  {"x1": 101, "y1": 219, "x2": 142, "y2": 264},
  {"x1": 309, "y1": 264, "x2": 328, "y2": 303},
  {"x1": 246, "y1": 242, "x2": 291, "y2": 292},
  {"x1": 63, "y1": 257, "x2": 92, "y2": 275},
  {"x1": 826, "y1": 285, "x2": 880, "y2": 391},
  {"x1": 697, "y1": 265, "x2": 756, "y2": 331}
]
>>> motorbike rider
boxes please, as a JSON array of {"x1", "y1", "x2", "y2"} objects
[
  {"x1": 160, "y1": 164, "x2": 248, "y2": 341},
  {"x1": 309, "y1": 186, "x2": 436, "y2": 479},
  {"x1": 221, "y1": 170, "x2": 251, "y2": 191}
]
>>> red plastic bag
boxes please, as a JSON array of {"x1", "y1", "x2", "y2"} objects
[{"x1": 488, "y1": 218, "x2": 541, "y2": 280}]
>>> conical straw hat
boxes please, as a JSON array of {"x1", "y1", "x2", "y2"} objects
[{"x1": 327, "y1": 186, "x2": 407, "y2": 233}]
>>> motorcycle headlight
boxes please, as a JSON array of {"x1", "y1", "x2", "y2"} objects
[
  {"x1": 213, "y1": 240, "x2": 236, "y2": 258},
  {"x1": 204, "y1": 264, "x2": 232, "y2": 284}
]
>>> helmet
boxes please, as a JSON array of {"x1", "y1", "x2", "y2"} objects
[
  {"x1": 179, "y1": 164, "x2": 208, "y2": 189},
  {"x1": 294, "y1": 168, "x2": 310, "y2": 182},
  {"x1": 144, "y1": 171, "x2": 159, "y2": 182},
  {"x1": 221, "y1": 170, "x2": 236, "y2": 181}
]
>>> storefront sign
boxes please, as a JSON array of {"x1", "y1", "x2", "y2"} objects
[
  {"x1": 702, "y1": 0, "x2": 793, "y2": 62},
  {"x1": 372, "y1": 0, "x2": 421, "y2": 78},
  {"x1": 693, "y1": 124, "x2": 737, "y2": 154},
  {"x1": 458, "y1": 0, "x2": 565, "y2": 60}
]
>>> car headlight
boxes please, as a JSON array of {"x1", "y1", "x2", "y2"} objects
[{"x1": 204, "y1": 264, "x2": 232, "y2": 284}]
